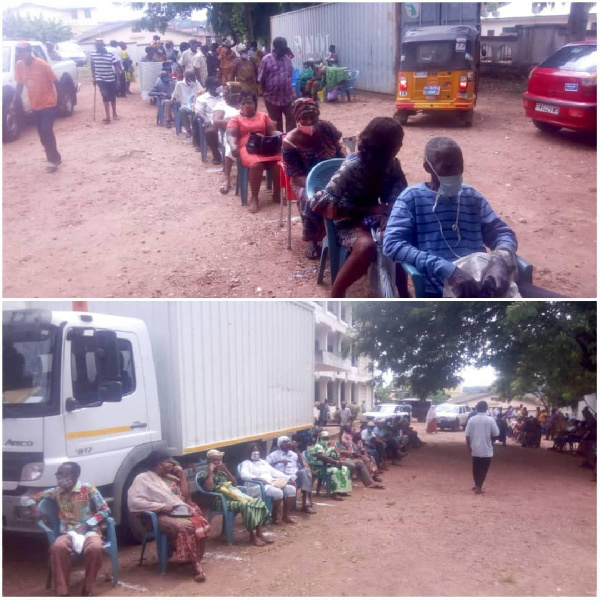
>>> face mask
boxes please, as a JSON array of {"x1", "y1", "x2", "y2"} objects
[
  {"x1": 298, "y1": 123, "x2": 315, "y2": 135},
  {"x1": 251, "y1": 451, "x2": 260, "y2": 461},
  {"x1": 161, "y1": 77, "x2": 171, "y2": 83},
  {"x1": 216, "y1": 86, "x2": 224, "y2": 94},
  {"x1": 57, "y1": 477, "x2": 74, "y2": 489}
]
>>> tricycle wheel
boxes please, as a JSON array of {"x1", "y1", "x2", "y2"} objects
[
  {"x1": 394, "y1": 109, "x2": 409, "y2": 125},
  {"x1": 459, "y1": 110, "x2": 474, "y2": 127}
]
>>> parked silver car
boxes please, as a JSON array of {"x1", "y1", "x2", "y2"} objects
[
  {"x1": 56, "y1": 40, "x2": 87, "y2": 67},
  {"x1": 436, "y1": 404, "x2": 471, "y2": 431}
]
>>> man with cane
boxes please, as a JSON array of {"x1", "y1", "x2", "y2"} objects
[{"x1": 90, "y1": 38, "x2": 122, "y2": 124}]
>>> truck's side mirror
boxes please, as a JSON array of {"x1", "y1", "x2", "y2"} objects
[{"x1": 98, "y1": 380, "x2": 122, "y2": 403}]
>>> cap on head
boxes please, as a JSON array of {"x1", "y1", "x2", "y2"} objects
[
  {"x1": 207, "y1": 449, "x2": 224, "y2": 460},
  {"x1": 367, "y1": 421, "x2": 375, "y2": 427},
  {"x1": 476, "y1": 401, "x2": 488, "y2": 413},
  {"x1": 16, "y1": 41, "x2": 32, "y2": 50}
]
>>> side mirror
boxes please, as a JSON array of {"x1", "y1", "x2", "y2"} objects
[{"x1": 98, "y1": 380, "x2": 122, "y2": 403}]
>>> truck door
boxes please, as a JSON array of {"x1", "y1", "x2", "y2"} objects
[{"x1": 62, "y1": 327, "x2": 152, "y2": 460}]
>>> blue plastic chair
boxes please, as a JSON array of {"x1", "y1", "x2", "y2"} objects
[
  {"x1": 402, "y1": 255, "x2": 533, "y2": 297},
  {"x1": 192, "y1": 115, "x2": 208, "y2": 162},
  {"x1": 302, "y1": 450, "x2": 332, "y2": 496},
  {"x1": 338, "y1": 69, "x2": 359, "y2": 102},
  {"x1": 291, "y1": 68, "x2": 300, "y2": 97},
  {"x1": 137, "y1": 511, "x2": 171, "y2": 575},
  {"x1": 37, "y1": 498, "x2": 118, "y2": 590},
  {"x1": 155, "y1": 96, "x2": 165, "y2": 126},
  {"x1": 235, "y1": 158, "x2": 273, "y2": 206},
  {"x1": 236, "y1": 463, "x2": 273, "y2": 517},
  {"x1": 306, "y1": 158, "x2": 346, "y2": 285},
  {"x1": 195, "y1": 471, "x2": 249, "y2": 546}
]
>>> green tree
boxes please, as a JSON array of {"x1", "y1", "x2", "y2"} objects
[
  {"x1": 2, "y1": 12, "x2": 73, "y2": 43},
  {"x1": 352, "y1": 301, "x2": 596, "y2": 408},
  {"x1": 374, "y1": 384, "x2": 394, "y2": 404},
  {"x1": 131, "y1": 2, "x2": 320, "y2": 43}
]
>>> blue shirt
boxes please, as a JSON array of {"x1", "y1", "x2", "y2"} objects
[{"x1": 383, "y1": 182, "x2": 517, "y2": 295}]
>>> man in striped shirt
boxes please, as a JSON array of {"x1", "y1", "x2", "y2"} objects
[
  {"x1": 90, "y1": 38, "x2": 122, "y2": 124},
  {"x1": 384, "y1": 136, "x2": 519, "y2": 297}
]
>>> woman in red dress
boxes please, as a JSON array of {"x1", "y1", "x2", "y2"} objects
[{"x1": 226, "y1": 90, "x2": 281, "y2": 213}]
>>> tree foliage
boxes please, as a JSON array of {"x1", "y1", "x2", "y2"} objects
[
  {"x1": 2, "y1": 12, "x2": 73, "y2": 43},
  {"x1": 131, "y1": 2, "x2": 320, "y2": 43},
  {"x1": 352, "y1": 302, "x2": 596, "y2": 407}
]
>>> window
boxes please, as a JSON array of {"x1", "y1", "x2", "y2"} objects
[
  {"x1": 487, "y1": 29, "x2": 495, "y2": 36},
  {"x1": 3, "y1": 46, "x2": 10, "y2": 72},
  {"x1": 71, "y1": 335, "x2": 135, "y2": 404},
  {"x1": 84, "y1": 8, "x2": 91, "y2": 18},
  {"x1": 71, "y1": 9, "x2": 78, "y2": 19},
  {"x1": 539, "y1": 44, "x2": 597, "y2": 73},
  {"x1": 417, "y1": 42, "x2": 453, "y2": 65}
]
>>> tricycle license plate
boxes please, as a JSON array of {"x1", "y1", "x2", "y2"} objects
[
  {"x1": 535, "y1": 102, "x2": 559, "y2": 115},
  {"x1": 424, "y1": 85, "x2": 440, "y2": 96}
]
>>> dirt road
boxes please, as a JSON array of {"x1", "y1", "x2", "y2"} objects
[
  {"x1": 3, "y1": 73, "x2": 596, "y2": 298},
  {"x1": 2, "y1": 423, "x2": 596, "y2": 597}
]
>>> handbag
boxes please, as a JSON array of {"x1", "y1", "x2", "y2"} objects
[
  {"x1": 169, "y1": 504, "x2": 193, "y2": 517},
  {"x1": 246, "y1": 131, "x2": 282, "y2": 156},
  {"x1": 271, "y1": 476, "x2": 289, "y2": 489}
]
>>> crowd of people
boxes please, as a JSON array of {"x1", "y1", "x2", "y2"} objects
[{"x1": 24, "y1": 412, "x2": 427, "y2": 594}]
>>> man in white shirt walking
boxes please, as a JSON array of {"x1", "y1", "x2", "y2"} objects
[
  {"x1": 339, "y1": 402, "x2": 352, "y2": 437},
  {"x1": 465, "y1": 401, "x2": 500, "y2": 494}
]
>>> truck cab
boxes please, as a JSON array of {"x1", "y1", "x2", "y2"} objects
[{"x1": 2, "y1": 309, "x2": 162, "y2": 533}]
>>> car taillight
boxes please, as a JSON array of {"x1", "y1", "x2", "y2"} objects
[
  {"x1": 459, "y1": 75, "x2": 468, "y2": 90},
  {"x1": 399, "y1": 76, "x2": 407, "y2": 92},
  {"x1": 581, "y1": 75, "x2": 596, "y2": 87}
]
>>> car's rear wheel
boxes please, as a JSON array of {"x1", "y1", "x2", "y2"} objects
[
  {"x1": 451, "y1": 419, "x2": 459, "y2": 432},
  {"x1": 533, "y1": 120, "x2": 561, "y2": 133},
  {"x1": 2, "y1": 96, "x2": 22, "y2": 143},
  {"x1": 459, "y1": 110, "x2": 474, "y2": 127},
  {"x1": 57, "y1": 80, "x2": 75, "y2": 117}
]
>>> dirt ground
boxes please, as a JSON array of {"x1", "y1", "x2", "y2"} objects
[
  {"x1": 2, "y1": 422, "x2": 597, "y2": 597},
  {"x1": 2, "y1": 72, "x2": 597, "y2": 298}
]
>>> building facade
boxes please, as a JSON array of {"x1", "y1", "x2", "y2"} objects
[
  {"x1": 8, "y1": 2, "x2": 99, "y2": 35},
  {"x1": 311, "y1": 302, "x2": 375, "y2": 413}
]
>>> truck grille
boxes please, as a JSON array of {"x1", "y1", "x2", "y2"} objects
[{"x1": 2, "y1": 451, "x2": 43, "y2": 482}]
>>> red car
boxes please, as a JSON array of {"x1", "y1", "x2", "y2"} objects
[{"x1": 523, "y1": 40, "x2": 597, "y2": 132}]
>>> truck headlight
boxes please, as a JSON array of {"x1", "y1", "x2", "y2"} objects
[{"x1": 20, "y1": 463, "x2": 44, "y2": 482}]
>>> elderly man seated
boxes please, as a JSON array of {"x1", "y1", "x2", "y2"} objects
[
  {"x1": 171, "y1": 71, "x2": 204, "y2": 135},
  {"x1": 149, "y1": 70, "x2": 176, "y2": 126},
  {"x1": 384, "y1": 136, "x2": 562, "y2": 298},
  {"x1": 267, "y1": 436, "x2": 316, "y2": 514},
  {"x1": 193, "y1": 75, "x2": 224, "y2": 164},
  {"x1": 361, "y1": 420, "x2": 387, "y2": 470},
  {"x1": 24, "y1": 462, "x2": 110, "y2": 596},
  {"x1": 239, "y1": 443, "x2": 296, "y2": 524}
]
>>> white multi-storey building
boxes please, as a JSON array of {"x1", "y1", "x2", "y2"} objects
[{"x1": 310, "y1": 302, "x2": 375, "y2": 412}]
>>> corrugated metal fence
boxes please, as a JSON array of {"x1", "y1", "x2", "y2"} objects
[{"x1": 271, "y1": 2, "x2": 398, "y2": 94}]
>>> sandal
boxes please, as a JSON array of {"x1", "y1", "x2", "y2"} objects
[
  {"x1": 101, "y1": 118, "x2": 110, "y2": 124},
  {"x1": 367, "y1": 483, "x2": 385, "y2": 489},
  {"x1": 193, "y1": 567, "x2": 206, "y2": 582},
  {"x1": 219, "y1": 183, "x2": 231, "y2": 195},
  {"x1": 301, "y1": 506, "x2": 316, "y2": 514},
  {"x1": 304, "y1": 244, "x2": 321, "y2": 260}
]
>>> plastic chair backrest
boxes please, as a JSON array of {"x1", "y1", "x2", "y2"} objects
[
  {"x1": 291, "y1": 68, "x2": 300, "y2": 87},
  {"x1": 306, "y1": 158, "x2": 344, "y2": 199},
  {"x1": 39, "y1": 498, "x2": 61, "y2": 542}
]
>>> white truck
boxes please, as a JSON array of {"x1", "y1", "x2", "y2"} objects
[
  {"x1": 2, "y1": 40, "x2": 80, "y2": 143},
  {"x1": 2, "y1": 301, "x2": 315, "y2": 537}
]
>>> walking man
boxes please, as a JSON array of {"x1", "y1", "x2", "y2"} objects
[
  {"x1": 11, "y1": 41, "x2": 62, "y2": 172},
  {"x1": 258, "y1": 37, "x2": 295, "y2": 132},
  {"x1": 25, "y1": 462, "x2": 110, "y2": 596},
  {"x1": 339, "y1": 401, "x2": 352, "y2": 437},
  {"x1": 465, "y1": 400, "x2": 499, "y2": 494},
  {"x1": 90, "y1": 38, "x2": 122, "y2": 124}
]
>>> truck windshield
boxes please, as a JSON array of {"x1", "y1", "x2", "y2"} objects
[
  {"x1": 3, "y1": 46, "x2": 10, "y2": 72},
  {"x1": 3, "y1": 324, "x2": 57, "y2": 416}
]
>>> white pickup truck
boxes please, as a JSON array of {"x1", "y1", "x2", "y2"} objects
[{"x1": 2, "y1": 40, "x2": 80, "y2": 143}]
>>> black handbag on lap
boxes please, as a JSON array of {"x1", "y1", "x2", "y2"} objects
[{"x1": 246, "y1": 132, "x2": 282, "y2": 156}]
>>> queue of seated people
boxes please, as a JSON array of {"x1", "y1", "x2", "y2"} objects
[
  {"x1": 25, "y1": 418, "x2": 425, "y2": 594},
  {"x1": 147, "y1": 49, "x2": 563, "y2": 299}
]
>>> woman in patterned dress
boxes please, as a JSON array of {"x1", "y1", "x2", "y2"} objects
[
  {"x1": 310, "y1": 117, "x2": 408, "y2": 297},
  {"x1": 127, "y1": 450, "x2": 210, "y2": 582},
  {"x1": 308, "y1": 430, "x2": 352, "y2": 499}
]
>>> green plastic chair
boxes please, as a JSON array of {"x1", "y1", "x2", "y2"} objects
[{"x1": 302, "y1": 450, "x2": 332, "y2": 496}]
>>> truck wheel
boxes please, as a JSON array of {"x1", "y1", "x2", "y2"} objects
[
  {"x1": 58, "y1": 80, "x2": 75, "y2": 117},
  {"x1": 460, "y1": 110, "x2": 474, "y2": 127},
  {"x1": 2, "y1": 96, "x2": 22, "y2": 143},
  {"x1": 533, "y1": 120, "x2": 560, "y2": 133},
  {"x1": 394, "y1": 109, "x2": 409, "y2": 125}
]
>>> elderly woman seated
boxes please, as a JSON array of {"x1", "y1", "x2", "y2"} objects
[
  {"x1": 127, "y1": 450, "x2": 210, "y2": 582},
  {"x1": 267, "y1": 435, "x2": 316, "y2": 514},
  {"x1": 197, "y1": 449, "x2": 273, "y2": 547},
  {"x1": 282, "y1": 97, "x2": 346, "y2": 259},
  {"x1": 239, "y1": 443, "x2": 296, "y2": 524},
  {"x1": 226, "y1": 90, "x2": 281, "y2": 213},
  {"x1": 307, "y1": 430, "x2": 352, "y2": 500}
]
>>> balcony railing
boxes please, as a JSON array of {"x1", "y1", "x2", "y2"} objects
[{"x1": 315, "y1": 349, "x2": 352, "y2": 371}]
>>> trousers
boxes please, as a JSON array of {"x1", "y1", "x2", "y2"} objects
[
  {"x1": 50, "y1": 533, "x2": 103, "y2": 596},
  {"x1": 472, "y1": 456, "x2": 492, "y2": 488},
  {"x1": 339, "y1": 458, "x2": 373, "y2": 487},
  {"x1": 33, "y1": 107, "x2": 61, "y2": 164},
  {"x1": 264, "y1": 100, "x2": 295, "y2": 133}
]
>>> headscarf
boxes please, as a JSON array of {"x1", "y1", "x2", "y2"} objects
[
  {"x1": 207, "y1": 449, "x2": 224, "y2": 460},
  {"x1": 277, "y1": 435, "x2": 291, "y2": 448},
  {"x1": 292, "y1": 97, "x2": 319, "y2": 123}
]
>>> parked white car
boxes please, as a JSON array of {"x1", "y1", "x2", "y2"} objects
[
  {"x1": 56, "y1": 40, "x2": 87, "y2": 67},
  {"x1": 436, "y1": 404, "x2": 471, "y2": 431},
  {"x1": 362, "y1": 403, "x2": 412, "y2": 422},
  {"x1": 2, "y1": 40, "x2": 80, "y2": 142}
]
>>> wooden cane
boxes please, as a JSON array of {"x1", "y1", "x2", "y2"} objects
[{"x1": 93, "y1": 83, "x2": 96, "y2": 122}]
